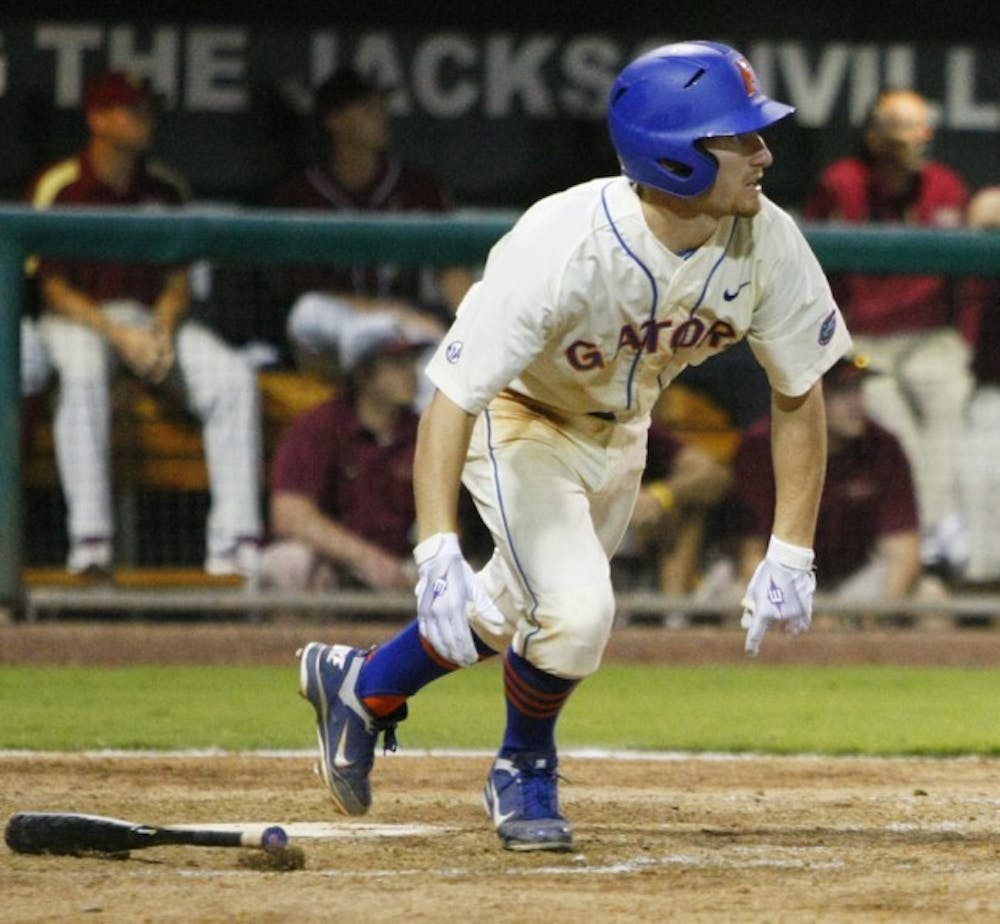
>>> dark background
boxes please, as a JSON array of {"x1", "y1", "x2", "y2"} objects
[
  {"x1": 1, "y1": 3, "x2": 996, "y2": 210},
  {"x1": 6, "y1": 1, "x2": 998, "y2": 39}
]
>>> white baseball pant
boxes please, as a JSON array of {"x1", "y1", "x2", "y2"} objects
[
  {"x1": 460, "y1": 393, "x2": 649, "y2": 679},
  {"x1": 957, "y1": 384, "x2": 1000, "y2": 580},
  {"x1": 852, "y1": 328, "x2": 973, "y2": 542},
  {"x1": 39, "y1": 300, "x2": 262, "y2": 560},
  {"x1": 20, "y1": 318, "x2": 52, "y2": 397}
]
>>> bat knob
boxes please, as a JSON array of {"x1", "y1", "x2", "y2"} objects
[{"x1": 260, "y1": 825, "x2": 289, "y2": 851}]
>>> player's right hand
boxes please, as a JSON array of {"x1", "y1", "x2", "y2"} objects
[
  {"x1": 350, "y1": 546, "x2": 415, "y2": 592},
  {"x1": 413, "y1": 532, "x2": 503, "y2": 667},
  {"x1": 740, "y1": 535, "x2": 816, "y2": 656}
]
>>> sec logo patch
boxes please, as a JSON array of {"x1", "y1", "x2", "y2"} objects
[{"x1": 818, "y1": 310, "x2": 837, "y2": 345}]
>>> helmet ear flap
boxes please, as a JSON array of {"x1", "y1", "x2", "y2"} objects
[
  {"x1": 656, "y1": 156, "x2": 694, "y2": 181},
  {"x1": 657, "y1": 140, "x2": 720, "y2": 185}
]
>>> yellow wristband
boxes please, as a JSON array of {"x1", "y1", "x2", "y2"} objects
[{"x1": 646, "y1": 480, "x2": 675, "y2": 513}]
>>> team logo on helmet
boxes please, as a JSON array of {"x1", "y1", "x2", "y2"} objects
[{"x1": 735, "y1": 58, "x2": 758, "y2": 97}]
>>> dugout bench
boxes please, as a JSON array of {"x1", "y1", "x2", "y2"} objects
[{"x1": 21, "y1": 371, "x2": 737, "y2": 590}]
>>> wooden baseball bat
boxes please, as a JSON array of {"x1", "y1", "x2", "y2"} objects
[{"x1": 4, "y1": 811, "x2": 288, "y2": 855}]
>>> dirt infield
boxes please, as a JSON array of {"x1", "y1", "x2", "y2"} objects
[
  {"x1": 3, "y1": 753, "x2": 998, "y2": 922},
  {"x1": 2, "y1": 621, "x2": 999, "y2": 921}
]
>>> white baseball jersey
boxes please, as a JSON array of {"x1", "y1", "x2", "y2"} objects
[
  {"x1": 426, "y1": 175, "x2": 851, "y2": 678},
  {"x1": 426, "y1": 175, "x2": 851, "y2": 420}
]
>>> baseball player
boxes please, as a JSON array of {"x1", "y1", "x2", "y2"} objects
[
  {"x1": 299, "y1": 41, "x2": 851, "y2": 852},
  {"x1": 261, "y1": 315, "x2": 432, "y2": 594},
  {"x1": 805, "y1": 89, "x2": 973, "y2": 573},
  {"x1": 272, "y1": 67, "x2": 468, "y2": 407},
  {"x1": 27, "y1": 71, "x2": 263, "y2": 576},
  {"x1": 733, "y1": 354, "x2": 924, "y2": 604},
  {"x1": 957, "y1": 186, "x2": 1000, "y2": 582}
]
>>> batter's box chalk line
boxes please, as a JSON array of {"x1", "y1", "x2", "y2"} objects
[{"x1": 172, "y1": 821, "x2": 455, "y2": 840}]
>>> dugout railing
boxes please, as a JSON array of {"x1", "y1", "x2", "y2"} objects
[{"x1": 1, "y1": 205, "x2": 998, "y2": 622}]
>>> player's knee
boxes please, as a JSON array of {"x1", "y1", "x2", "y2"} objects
[
  {"x1": 221, "y1": 351, "x2": 256, "y2": 392},
  {"x1": 213, "y1": 342, "x2": 259, "y2": 397},
  {"x1": 260, "y1": 540, "x2": 331, "y2": 591},
  {"x1": 20, "y1": 330, "x2": 51, "y2": 397},
  {"x1": 525, "y1": 580, "x2": 616, "y2": 679},
  {"x1": 56, "y1": 347, "x2": 110, "y2": 385},
  {"x1": 286, "y1": 292, "x2": 355, "y2": 349}
]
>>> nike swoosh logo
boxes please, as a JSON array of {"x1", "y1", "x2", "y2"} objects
[
  {"x1": 723, "y1": 281, "x2": 751, "y2": 301},
  {"x1": 486, "y1": 779, "x2": 516, "y2": 828},
  {"x1": 333, "y1": 723, "x2": 352, "y2": 769}
]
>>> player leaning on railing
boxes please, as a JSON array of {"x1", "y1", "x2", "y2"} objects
[{"x1": 298, "y1": 41, "x2": 851, "y2": 852}]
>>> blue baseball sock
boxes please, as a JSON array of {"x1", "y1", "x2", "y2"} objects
[
  {"x1": 501, "y1": 648, "x2": 578, "y2": 756},
  {"x1": 357, "y1": 620, "x2": 496, "y2": 716}
]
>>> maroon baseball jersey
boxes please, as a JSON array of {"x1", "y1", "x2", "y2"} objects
[
  {"x1": 26, "y1": 150, "x2": 189, "y2": 305},
  {"x1": 271, "y1": 155, "x2": 452, "y2": 301},
  {"x1": 805, "y1": 158, "x2": 970, "y2": 335},
  {"x1": 269, "y1": 394, "x2": 419, "y2": 557},
  {"x1": 732, "y1": 416, "x2": 919, "y2": 586}
]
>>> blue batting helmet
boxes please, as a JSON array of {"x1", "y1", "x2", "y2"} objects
[{"x1": 608, "y1": 41, "x2": 795, "y2": 197}]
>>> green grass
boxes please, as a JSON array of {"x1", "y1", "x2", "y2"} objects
[{"x1": 1, "y1": 662, "x2": 997, "y2": 755}]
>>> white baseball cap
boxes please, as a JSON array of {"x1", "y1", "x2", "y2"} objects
[{"x1": 337, "y1": 314, "x2": 433, "y2": 374}]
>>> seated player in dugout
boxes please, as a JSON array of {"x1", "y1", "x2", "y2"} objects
[
  {"x1": 26, "y1": 71, "x2": 263, "y2": 578},
  {"x1": 270, "y1": 67, "x2": 473, "y2": 403},
  {"x1": 731, "y1": 354, "x2": 948, "y2": 615},
  {"x1": 261, "y1": 315, "x2": 435, "y2": 593},
  {"x1": 805, "y1": 88, "x2": 974, "y2": 576},
  {"x1": 955, "y1": 186, "x2": 1000, "y2": 587}
]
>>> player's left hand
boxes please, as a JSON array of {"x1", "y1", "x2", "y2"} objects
[
  {"x1": 414, "y1": 532, "x2": 504, "y2": 667},
  {"x1": 740, "y1": 535, "x2": 816, "y2": 656}
]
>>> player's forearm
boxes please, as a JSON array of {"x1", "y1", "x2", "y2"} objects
[
  {"x1": 270, "y1": 493, "x2": 381, "y2": 569},
  {"x1": 152, "y1": 269, "x2": 192, "y2": 335},
  {"x1": 878, "y1": 531, "x2": 923, "y2": 599},
  {"x1": 769, "y1": 383, "x2": 826, "y2": 549},
  {"x1": 414, "y1": 389, "x2": 477, "y2": 542},
  {"x1": 40, "y1": 275, "x2": 110, "y2": 334}
]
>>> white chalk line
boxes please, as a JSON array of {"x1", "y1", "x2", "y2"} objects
[
  {"x1": 0, "y1": 747, "x2": 990, "y2": 762},
  {"x1": 175, "y1": 826, "x2": 1000, "y2": 880},
  {"x1": 173, "y1": 845, "x2": 853, "y2": 880},
  {"x1": 160, "y1": 816, "x2": 988, "y2": 843},
  {"x1": 171, "y1": 821, "x2": 456, "y2": 839}
]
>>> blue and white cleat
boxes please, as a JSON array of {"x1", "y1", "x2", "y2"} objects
[
  {"x1": 298, "y1": 642, "x2": 405, "y2": 816},
  {"x1": 483, "y1": 751, "x2": 573, "y2": 851}
]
